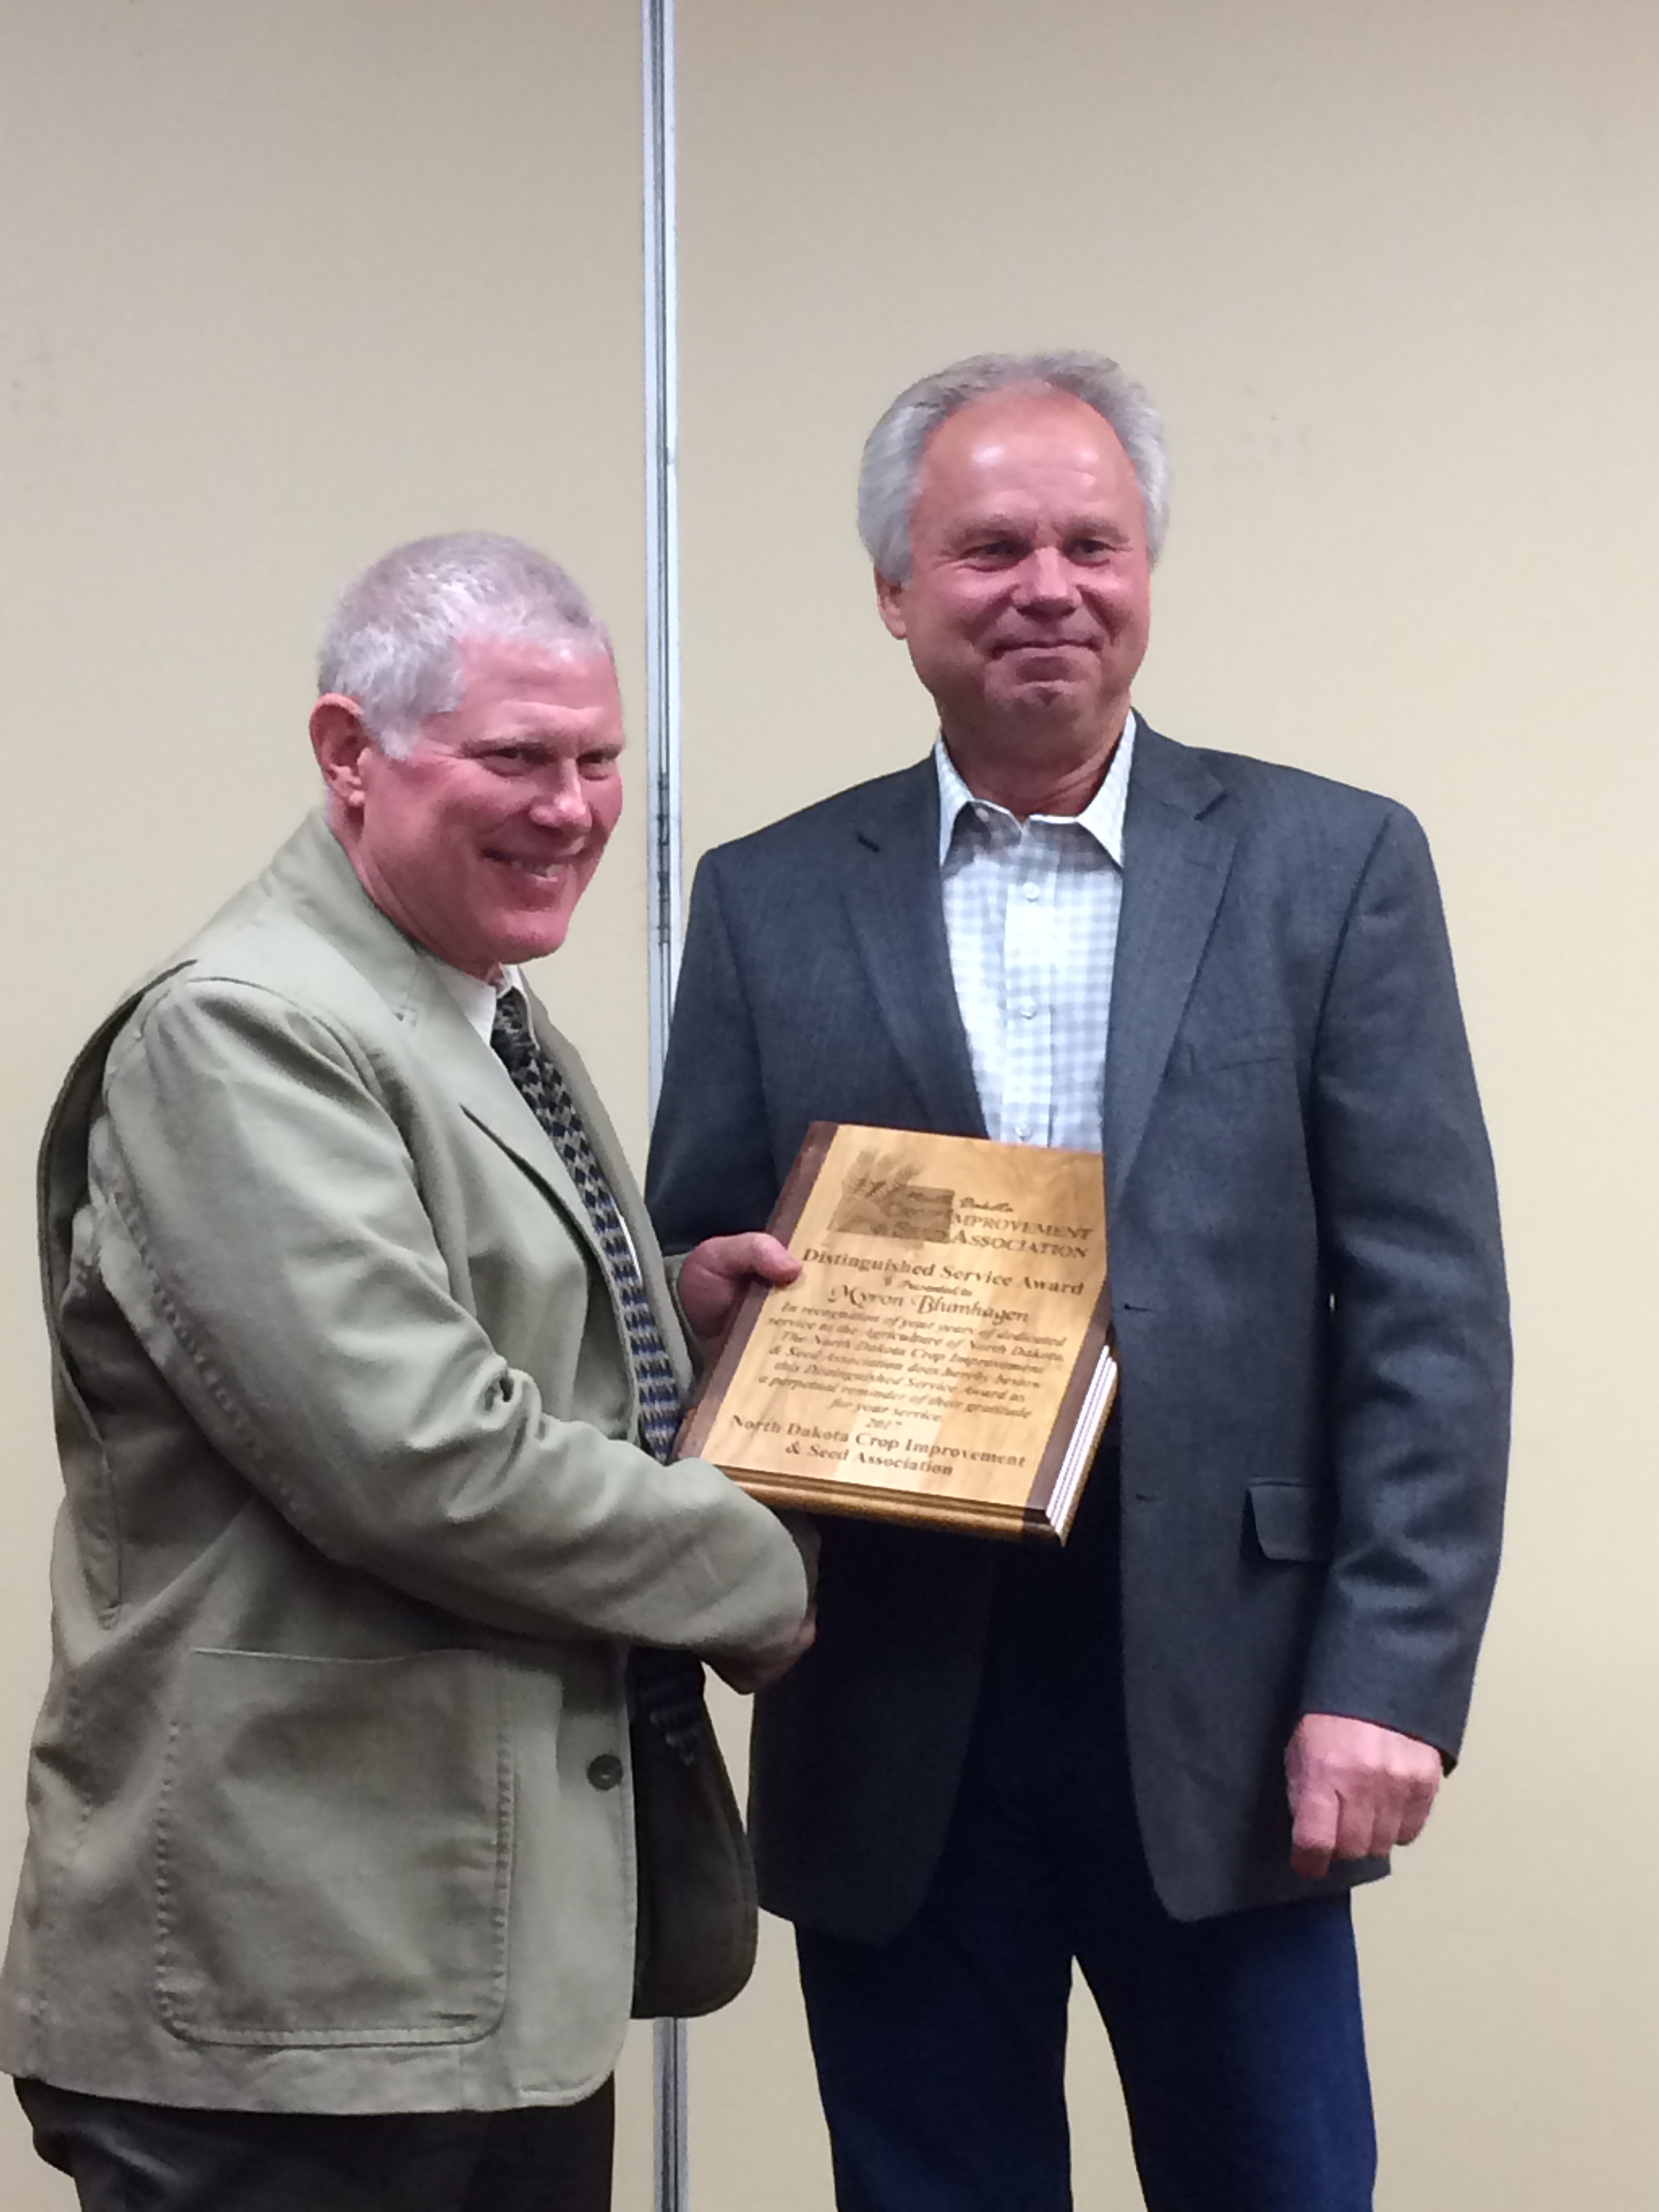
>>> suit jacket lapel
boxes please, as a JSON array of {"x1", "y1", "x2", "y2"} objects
[
  {"x1": 412, "y1": 977, "x2": 692, "y2": 1402},
  {"x1": 441, "y1": 1004, "x2": 598, "y2": 1241},
  {"x1": 843, "y1": 760, "x2": 986, "y2": 1139},
  {"x1": 523, "y1": 997, "x2": 699, "y2": 1393},
  {"x1": 262, "y1": 813, "x2": 606, "y2": 1262},
  {"x1": 1104, "y1": 725, "x2": 1236, "y2": 1201}
]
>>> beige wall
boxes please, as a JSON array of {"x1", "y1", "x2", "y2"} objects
[
  {"x1": 675, "y1": 3, "x2": 1658, "y2": 2208},
  {"x1": 2, "y1": 1, "x2": 1656, "y2": 2207}
]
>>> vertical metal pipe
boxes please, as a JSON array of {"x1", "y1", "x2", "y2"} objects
[
  {"x1": 642, "y1": 5, "x2": 690, "y2": 2211},
  {"x1": 642, "y1": 0, "x2": 683, "y2": 1120},
  {"x1": 653, "y1": 2006, "x2": 690, "y2": 2212}
]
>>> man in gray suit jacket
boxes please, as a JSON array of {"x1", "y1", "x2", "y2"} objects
[
  {"x1": 647, "y1": 355, "x2": 1510, "y2": 2211},
  {"x1": 1, "y1": 534, "x2": 814, "y2": 2212}
]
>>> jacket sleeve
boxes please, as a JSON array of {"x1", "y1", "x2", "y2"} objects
[
  {"x1": 1298, "y1": 806, "x2": 1511, "y2": 1757},
  {"x1": 86, "y1": 975, "x2": 808, "y2": 1654}
]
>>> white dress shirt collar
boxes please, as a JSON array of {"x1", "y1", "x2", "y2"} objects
[
  {"x1": 431, "y1": 960, "x2": 527, "y2": 1045},
  {"x1": 934, "y1": 711, "x2": 1136, "y2": 869}
]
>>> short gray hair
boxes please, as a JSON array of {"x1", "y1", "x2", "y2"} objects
[
  {"x1": 857, "y1": 350, "x2": 1170, "y2": 583},
  {"x1": 318, "y1": 532, "x2": 609, "y2": 753}
]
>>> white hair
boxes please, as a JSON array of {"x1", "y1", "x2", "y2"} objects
[
  {"x1": 317, "y1": 532, "x2": 609, "y2": 755},
  {"x1": 857, "y1": 350, "x2": 1171, "y2": 582}
]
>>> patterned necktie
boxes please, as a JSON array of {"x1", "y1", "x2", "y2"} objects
[{"x1": 490, "y1": 990, "x2": 706, "y2": 1763}]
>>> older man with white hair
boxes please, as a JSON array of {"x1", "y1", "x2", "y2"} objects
[
  {"x1": 0, "y1": 533, "x2": 813, "y2": 2212},
  {"x1": 649, "y1": 354, "x2": 1511, "y2": 2212}
]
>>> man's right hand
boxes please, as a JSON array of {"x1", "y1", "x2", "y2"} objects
[{"x1": 711, "y1": 1605, "x2": 816, "y2": 1694}]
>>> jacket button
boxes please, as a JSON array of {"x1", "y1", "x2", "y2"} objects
[{"x1": 587, "y1": 1753, "x2": 625, "y2": 1792}]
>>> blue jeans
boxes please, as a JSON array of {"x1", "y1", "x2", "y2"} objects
[{"x1": 795, "y1": 1477, "x2": 1375, "y2": 2212}]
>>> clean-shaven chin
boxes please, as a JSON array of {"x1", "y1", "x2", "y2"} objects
[
  {"x1": 999, "y1": 668, "x2": 1091, "y2": 710},
  {"x1": 483, "y1": 854, "x2": 585, "y2": 945}
]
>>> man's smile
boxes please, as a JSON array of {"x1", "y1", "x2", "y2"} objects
[{"x1": 486, "y1": 848, "x2": 577, "y2": 878}]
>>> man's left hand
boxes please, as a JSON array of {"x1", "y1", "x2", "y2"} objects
[
  {"x1": 1286, "y1": 1713, "x2": 1443, "y2": 1879},
  {"x1": 678, "y1": 1232, "x2": 801, "y2": 1346}
]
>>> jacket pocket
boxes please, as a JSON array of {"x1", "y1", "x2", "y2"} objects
[
  {"x1": 1246, "y1": 1480, "x2": 1332, "y2": 1563},
  {"x1": 156, "y1": 1647, "x2": 511, "y2": 2047},
  {"x1": 1186, "y1": 1025, "x2": 1298, "y2": 1072}
]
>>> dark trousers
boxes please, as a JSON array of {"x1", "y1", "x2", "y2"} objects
[
  {"x1": 15, "y1": 2076, "x2": 614, "y2": 2212},
  {"x1": 795, "y1": 1470, "x2": 1376, "y2": 2212}
]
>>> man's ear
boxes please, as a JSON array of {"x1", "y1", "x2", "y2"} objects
[
  {"x1": 874, "y1": 567, "x2": 909, "y2": 640},
  {"x1": 310, "y1": 695, "x2": 375, "y2": 817}
]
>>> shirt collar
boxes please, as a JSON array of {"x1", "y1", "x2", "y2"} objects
[
  {"x1": 432, "y1": 960, "x2": 527, "y2": 1045},
  {"x1": 934, "y1": 710, "x2": 1136, "y2": 869}
]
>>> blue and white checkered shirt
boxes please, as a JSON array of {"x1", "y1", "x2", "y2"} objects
[{"x1": 935, "y1": 715, "x2": 1134, "y2": 1155}]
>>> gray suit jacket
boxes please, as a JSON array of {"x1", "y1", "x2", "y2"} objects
[
  {"x1": 0, "y1": 812, "x2": 807, "y2": 2111},
  {"x1": 647, "y1": 724, "x2": 1510, "y2": 1932}
]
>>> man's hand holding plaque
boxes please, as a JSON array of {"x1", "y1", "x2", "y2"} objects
[{"x1": 677, "y1": 1124, "x2": 1118, "y2": 1542}]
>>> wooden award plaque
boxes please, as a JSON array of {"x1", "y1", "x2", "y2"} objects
[{"x1": 676, "y1": 1123, "x2": 1118, "y2": 1542}]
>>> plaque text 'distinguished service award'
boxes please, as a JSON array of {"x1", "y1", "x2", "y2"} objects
[{"x1": 676, "y1": 1123, "x2": 1118, "y2": 1542}]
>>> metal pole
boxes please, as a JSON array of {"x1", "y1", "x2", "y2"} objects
[
  {"x1": 642, "y1": 4, "x2": 689, "y2": 2210},
  {"x1": 642, "y1": 0, "x2": 683, "y2": 1120},
  {"x1": 653, "y1": 2008, "x2": 689, "y2": 2212}
]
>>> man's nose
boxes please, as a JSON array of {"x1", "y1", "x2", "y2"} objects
[
  {"x1": 1013, "y1": 546, "x2": 1080, "y2": 610},
  {"x1": 526, "y1": 765, "x2": 592, "y2": 832}
]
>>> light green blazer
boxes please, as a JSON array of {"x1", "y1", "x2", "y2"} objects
[{"x1": 0, "y1": 813, "x2": 807, "y2": 2114}]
